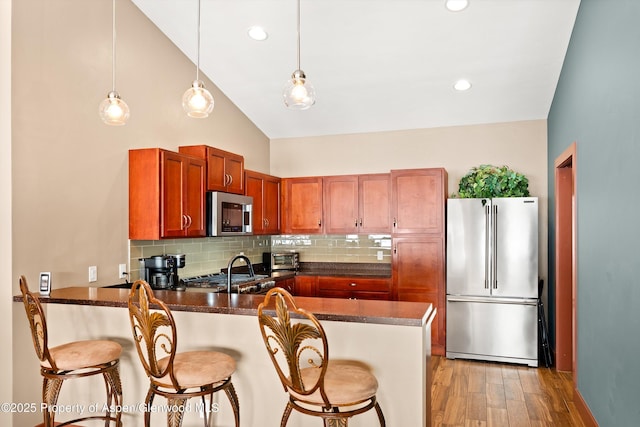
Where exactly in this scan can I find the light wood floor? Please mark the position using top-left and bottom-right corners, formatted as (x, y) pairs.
(431, 356), (586, 427)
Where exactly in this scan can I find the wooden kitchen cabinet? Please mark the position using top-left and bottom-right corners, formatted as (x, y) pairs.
(179, 145), (245, 194)
(129, 148), (206, 240)
(281, 177), (324, 234)
(317, 276), (391, 300)
(294, 276), (318, 297)
(392, 235), (446, 355)
(323, 174), (390, 234)
(245, 170), (281, 235)
(391, 168), (447, 234)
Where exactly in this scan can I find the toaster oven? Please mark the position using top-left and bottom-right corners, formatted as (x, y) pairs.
(264, 252), (299, 271)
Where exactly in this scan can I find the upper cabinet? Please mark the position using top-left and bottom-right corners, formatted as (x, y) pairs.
(129, 148), (206, 240)
(179, 145), (244, 194)
(323, 174), (390, 234)
(245, 170), (281, 235)
(281, 177), (324, 234)
(391, 168), (447, 234)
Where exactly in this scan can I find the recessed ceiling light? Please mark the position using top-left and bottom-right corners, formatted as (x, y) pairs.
(247, 26), (268, 41)
(454, 79), (472, 91)
(446, 0), (469, 12)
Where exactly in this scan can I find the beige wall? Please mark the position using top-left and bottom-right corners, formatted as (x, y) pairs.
(271, 119), (549, 283)
(11, 0), (269, 289)
(1, 1), (13, 425)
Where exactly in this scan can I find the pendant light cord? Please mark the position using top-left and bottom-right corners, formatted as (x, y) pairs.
(111, 0), (116, 92)
(296, 0), (301, 70)
(196, 0), (201, 81)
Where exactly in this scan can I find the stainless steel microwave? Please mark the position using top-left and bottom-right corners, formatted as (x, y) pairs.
(206, 192), (253, 236)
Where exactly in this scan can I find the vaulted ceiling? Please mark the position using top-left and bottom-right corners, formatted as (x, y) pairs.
(132, 0), (580, 139)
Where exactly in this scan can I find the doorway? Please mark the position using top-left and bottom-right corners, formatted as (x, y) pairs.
(554, 142), (577, 376)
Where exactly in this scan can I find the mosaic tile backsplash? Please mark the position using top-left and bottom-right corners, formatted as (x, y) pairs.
(129, 234), (392, 280)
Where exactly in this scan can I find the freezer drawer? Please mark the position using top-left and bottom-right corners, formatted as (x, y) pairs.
(446, 297), (538, 367)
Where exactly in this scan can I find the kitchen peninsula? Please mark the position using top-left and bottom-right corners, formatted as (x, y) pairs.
(14, 287), (434, 427)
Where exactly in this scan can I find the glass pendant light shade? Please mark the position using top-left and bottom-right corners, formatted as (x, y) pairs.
(182, 80), (214, 118)
(283, 69), (316, 110)
(99, 90), (130, 126)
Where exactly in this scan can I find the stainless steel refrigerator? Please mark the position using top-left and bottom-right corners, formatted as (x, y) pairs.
(446, 197), (539, 367)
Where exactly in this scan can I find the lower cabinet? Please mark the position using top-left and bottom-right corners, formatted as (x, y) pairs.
(393, 235), (446, 355)
(275, 277), (295, 294)
(294, 276), (318, 297)
(317, 277), (391, 300)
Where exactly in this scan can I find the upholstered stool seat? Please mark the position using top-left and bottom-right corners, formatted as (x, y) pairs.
(155, 351), (236, 389)
(128, 280), (240, 427)
(258, 288), (386, 427)
(294, 361), (379, 405)
(19, 275), (123, 427)
(43, 340), (122, 370)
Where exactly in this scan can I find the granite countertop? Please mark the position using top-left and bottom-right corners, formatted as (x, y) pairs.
(13, 286), (431, 327)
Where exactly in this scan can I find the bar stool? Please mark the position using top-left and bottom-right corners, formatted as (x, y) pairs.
(127, 280), (240, 427)
(257, 287), (386, 427)
(19, 275), (123, 426)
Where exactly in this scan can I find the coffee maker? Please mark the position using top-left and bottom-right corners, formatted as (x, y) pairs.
(139, 254), (186, 290)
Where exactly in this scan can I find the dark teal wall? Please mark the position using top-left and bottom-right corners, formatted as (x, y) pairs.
(548, 0), (640, 425)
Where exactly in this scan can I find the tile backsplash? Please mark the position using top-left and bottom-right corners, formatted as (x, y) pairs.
(129, 234), (391, 280)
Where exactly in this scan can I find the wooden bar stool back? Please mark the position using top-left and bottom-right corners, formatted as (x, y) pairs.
(19, 275), (123, 426)
(127, 280), (240, 427)
(257, 288), (385, 427)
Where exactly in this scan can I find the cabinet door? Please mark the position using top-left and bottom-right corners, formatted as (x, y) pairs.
(161, 151), (188, 238)
(184, 157), (206, 237)
(391, 168), (447, 234)
(324, 175), (359, 234)
(294, 276), (318, 297)
(359, 174), (391, 233)
(245, 172), (265, 234)
(224, 153), (245, 194)
(282, 177), (324, 234)
(393, 235), (446, 355)
(263, 176), (281, 234)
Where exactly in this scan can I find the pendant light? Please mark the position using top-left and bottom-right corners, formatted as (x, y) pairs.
(182, 0), (214, 118)
(99, 0), (130, 126)
(283, 0), (315, 110)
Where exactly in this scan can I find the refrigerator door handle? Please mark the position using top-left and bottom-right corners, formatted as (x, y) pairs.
(485, 204), (490, 289)
(493, 204), (498, 290)
(447, 296), (538, 305)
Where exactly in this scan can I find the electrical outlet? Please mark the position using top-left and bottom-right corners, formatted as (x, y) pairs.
(88, 266), (98, 282)
(118, 263), (127, 279)
(377, 250), (384, 261)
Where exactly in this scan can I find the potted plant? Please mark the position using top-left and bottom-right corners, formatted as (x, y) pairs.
(455, 164), (530, 198)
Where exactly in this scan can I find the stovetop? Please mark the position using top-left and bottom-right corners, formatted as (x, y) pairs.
(181, 273), (276, 294)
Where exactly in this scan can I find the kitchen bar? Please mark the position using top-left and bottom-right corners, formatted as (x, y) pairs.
(14, 287), (434, 426)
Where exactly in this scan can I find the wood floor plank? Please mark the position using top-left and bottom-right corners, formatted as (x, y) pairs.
(431, 356), (586, 427)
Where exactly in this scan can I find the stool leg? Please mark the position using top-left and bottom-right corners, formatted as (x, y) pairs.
(374, 402), (386, 427)
(224, 382), (240, 427)
(167, 397), (188, 427)
(280, 402), (293, 427)
(42, 377), (63, 427)
(324, 418), (348, 427)
(103, 364), (123, 426)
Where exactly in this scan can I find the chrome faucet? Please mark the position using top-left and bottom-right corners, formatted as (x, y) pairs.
(226, 254), (255, 294)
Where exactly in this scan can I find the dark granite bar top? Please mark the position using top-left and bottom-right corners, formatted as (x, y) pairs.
(13, 286), (431, 327)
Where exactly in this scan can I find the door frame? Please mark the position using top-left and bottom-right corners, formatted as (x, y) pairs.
(554, 141), (577, 379)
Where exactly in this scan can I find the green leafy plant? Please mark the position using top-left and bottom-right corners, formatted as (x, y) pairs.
(456, 164), (530, 198)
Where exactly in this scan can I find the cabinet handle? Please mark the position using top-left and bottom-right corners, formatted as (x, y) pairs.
(393, 217), (397, 228)
(394, 246), (397, 254)
(182, 215), (188, 229)
(184, 215), (192, 228)
(359, 218), (363, 227)
(228, 174), (233, 185)
(350, 283), (357, 287)
(318, 219), (322, 227)
(354, 219), (358, 227)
